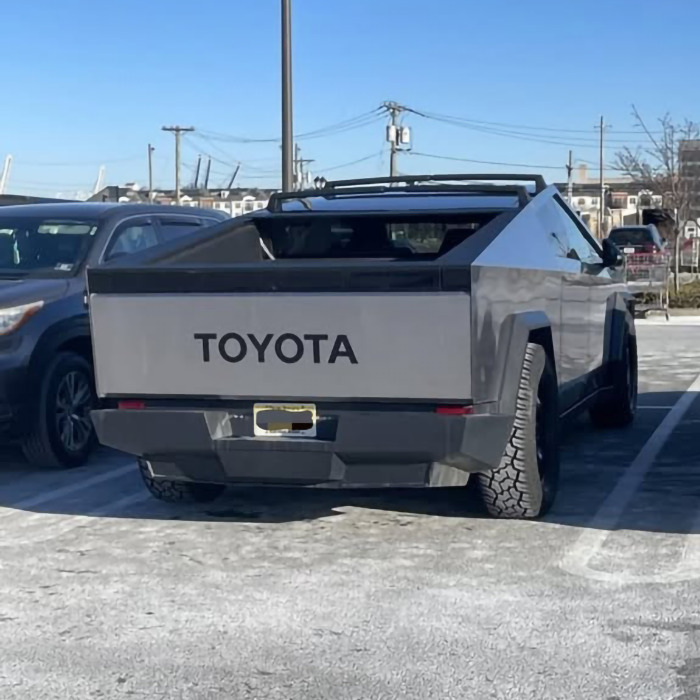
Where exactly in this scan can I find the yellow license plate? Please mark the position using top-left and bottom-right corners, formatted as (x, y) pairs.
(253, 403), (317, 437)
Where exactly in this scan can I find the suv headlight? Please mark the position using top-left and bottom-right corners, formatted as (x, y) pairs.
(0, 301), (44, 335)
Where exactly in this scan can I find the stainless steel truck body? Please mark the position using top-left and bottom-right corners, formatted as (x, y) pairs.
(87, 175), (637, 518)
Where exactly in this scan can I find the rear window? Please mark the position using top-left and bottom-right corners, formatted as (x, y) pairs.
(255, 214), (497, 260)
(609, 228), (654, 247)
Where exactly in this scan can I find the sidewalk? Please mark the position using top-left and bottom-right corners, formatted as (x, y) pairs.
(638, 309), (700, 325)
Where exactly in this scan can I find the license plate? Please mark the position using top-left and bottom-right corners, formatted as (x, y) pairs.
(253, 403), (317, 437)
(623, 247), (636, 254)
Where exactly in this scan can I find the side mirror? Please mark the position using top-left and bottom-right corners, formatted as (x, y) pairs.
(602, 238), (624, 268)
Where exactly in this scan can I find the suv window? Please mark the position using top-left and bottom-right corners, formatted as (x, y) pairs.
(609, 227), (658, 248)
(104, 221), (159, 261)
(157, 218), (203, 243)
(551, 196), (602, 264)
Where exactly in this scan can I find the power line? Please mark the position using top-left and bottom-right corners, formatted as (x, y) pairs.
(196, 109), (384, 145)
(408, 151), (564, 171)
(408, 107), (663, 136)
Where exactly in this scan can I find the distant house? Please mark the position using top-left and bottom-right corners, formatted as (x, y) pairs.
(90, 184), (277, 217)
(555, 164), (663, 235)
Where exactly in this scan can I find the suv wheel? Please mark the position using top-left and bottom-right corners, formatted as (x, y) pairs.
(22, 352), (97, 468)
(590, 330), (638, 428)
(138, 458), (226, 503)
(476, 342), (560, 519)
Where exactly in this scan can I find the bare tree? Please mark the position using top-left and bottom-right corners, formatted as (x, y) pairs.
(614, 105), (700, 292)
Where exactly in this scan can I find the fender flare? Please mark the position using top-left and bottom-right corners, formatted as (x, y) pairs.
(491, 311), (555, 416)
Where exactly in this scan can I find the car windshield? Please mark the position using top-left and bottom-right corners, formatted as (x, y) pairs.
(609, 228), (654, 247)
(0, 217), (98, 277)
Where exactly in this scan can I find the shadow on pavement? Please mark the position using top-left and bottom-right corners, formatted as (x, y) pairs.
(0, 390), (698, 534)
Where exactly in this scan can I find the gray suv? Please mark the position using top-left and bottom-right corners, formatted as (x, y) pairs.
(87, 174), (637, 519)
(0, 202), (226, 467)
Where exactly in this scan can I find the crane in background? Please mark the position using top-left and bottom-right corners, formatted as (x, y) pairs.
(0, 155), (13, 194)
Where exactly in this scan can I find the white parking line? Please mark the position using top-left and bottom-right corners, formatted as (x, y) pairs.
(637, 406), (675, 410)
(3, 490), (154, 547)
(560, 371), (700, 584)
(0, 462), (136, 519)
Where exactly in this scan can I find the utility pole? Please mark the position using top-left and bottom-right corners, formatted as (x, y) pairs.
(147, 144), (155, 202)
(293, 143), (313, 190)
(161, 125), (194, 204)
(383, 101), (411, 177)
(599, 115), (605, 238)
(281, 0), (294, 191)
(566, 150), (574, 205)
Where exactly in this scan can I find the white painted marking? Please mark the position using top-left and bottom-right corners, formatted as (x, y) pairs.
(560, 371), (700, 583)
(637, 316), (700, 326)
(0, 462), (136, 519)
(637, 405), (675, 410)
(4, 490), (153, 547)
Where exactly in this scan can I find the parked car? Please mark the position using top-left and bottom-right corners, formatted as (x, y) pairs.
(87, 174), (637, 520)
(0, 202), (227, 467)
(608, 224), (667, 259)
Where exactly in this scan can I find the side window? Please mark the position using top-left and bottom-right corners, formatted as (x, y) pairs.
(157, 219), (202, 243)
(104, 221), (159, 261)
(551, 196), (602, 264)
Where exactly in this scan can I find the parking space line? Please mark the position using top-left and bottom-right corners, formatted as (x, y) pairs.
(0, 462), (136, 519)
(4, 490), (153, 547)
(560, 371), (700, 583)
(637, 406), (675, 410)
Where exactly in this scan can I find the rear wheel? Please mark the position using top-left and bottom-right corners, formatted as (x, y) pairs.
(138, 458), (226, 503)
(22, 352), (97, 468)
(590, 330), (637, 428)
(476, 343), (560, 519)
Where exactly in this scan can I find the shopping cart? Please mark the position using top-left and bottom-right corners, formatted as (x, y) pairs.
(622, 251), (671, 321)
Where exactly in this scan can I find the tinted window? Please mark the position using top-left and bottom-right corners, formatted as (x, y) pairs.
(158, 219), (202, 243)
(0, 217), (98, 277)
(609, 228), (654, 247)
(551, 197), (602, 264)
(256, 214), (495, 260)
(105, 222), (158, 261)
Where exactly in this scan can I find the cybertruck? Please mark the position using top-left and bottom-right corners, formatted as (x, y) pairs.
(87, 174), (637, 519)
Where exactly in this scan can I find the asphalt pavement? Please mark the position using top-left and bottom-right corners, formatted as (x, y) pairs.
(0, 321), (699, 700)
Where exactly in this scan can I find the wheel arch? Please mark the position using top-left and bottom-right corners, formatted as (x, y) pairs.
(493, 311), (557, 416)
(28, 317), (93, 393)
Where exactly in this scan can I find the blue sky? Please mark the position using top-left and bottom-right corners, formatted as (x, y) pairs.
(1, 0), (699, 196)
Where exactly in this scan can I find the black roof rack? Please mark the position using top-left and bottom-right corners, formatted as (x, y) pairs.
(321, 173), (548, 192)
(267, 173), (547, 213)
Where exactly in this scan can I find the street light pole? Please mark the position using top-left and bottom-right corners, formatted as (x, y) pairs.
(281, 0), (294, 192)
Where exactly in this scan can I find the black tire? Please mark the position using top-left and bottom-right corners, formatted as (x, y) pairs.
(590, 330), (638, 428)
(22, 352), (97, 468)
(138, 458), (226, 503)
(476, 343), (560, 520)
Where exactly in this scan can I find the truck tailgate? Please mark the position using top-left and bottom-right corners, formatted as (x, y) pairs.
(89, 292), (472, 401)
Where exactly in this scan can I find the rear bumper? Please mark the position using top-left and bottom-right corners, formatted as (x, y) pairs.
(91, 406), (513, 488)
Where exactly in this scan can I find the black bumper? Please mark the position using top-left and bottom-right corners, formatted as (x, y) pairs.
(92, 406), (513, 488)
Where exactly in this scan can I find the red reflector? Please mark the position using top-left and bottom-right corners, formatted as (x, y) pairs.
(435, 405), (474, 415)
(118, 400), (145, 410)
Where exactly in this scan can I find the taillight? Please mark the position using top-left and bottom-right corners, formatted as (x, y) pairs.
(435, 405), (474, 415)
(118, 400), (146, 410)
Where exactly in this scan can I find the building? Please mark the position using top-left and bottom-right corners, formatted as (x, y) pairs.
(555, 164), (663, 236)
(90, 183), (278, 217)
